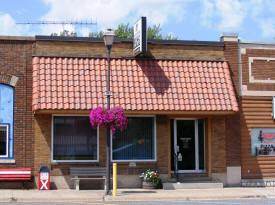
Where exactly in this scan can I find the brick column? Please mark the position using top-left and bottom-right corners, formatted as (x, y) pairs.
(221, 34), (241, 186)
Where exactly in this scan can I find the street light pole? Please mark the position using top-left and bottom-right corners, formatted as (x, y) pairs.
(103, 29), (114, 195)
(106, 44), (111, 195)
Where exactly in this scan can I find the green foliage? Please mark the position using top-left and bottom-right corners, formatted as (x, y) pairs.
(89, 23), (178, 40)
(147, 24), (162, 40)
(51, 24), (178, 40)
(114, 23), (133, 39)
(139, 169), (162, 185)
(89, 31), (104, 38)
(51, 30), (77, 37)
(147, 24), (178, 40)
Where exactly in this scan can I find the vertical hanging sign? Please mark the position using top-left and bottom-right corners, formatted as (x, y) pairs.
(133, 17), (147, 56)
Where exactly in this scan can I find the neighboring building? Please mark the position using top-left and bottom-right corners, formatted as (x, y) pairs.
(0, 36), (34, 188)
(32, 35), (239, 188)
(238, 41), (275, 186)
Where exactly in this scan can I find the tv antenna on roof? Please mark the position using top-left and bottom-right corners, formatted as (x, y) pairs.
(16, 20), (97, 33)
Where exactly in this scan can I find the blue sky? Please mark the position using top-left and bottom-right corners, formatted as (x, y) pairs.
(0, 0), (274, 42)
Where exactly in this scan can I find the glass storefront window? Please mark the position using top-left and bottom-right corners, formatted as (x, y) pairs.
(112, 117), (155, 161)
(53, 116), (98, 161)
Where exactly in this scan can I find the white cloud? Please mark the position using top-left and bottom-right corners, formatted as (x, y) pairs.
(201, 0), (247, 30)
(259, 18), (275, 37)
(200, 0), (275, 39)
(201, 0), (214, 27)
(0, 13), (27, 36)
(41, 0), (188, 35)
(215, 0), (246, 30)
(39, 22), (74, 36)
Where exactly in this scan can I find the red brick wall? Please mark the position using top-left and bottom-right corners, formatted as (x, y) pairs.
(223, 41), (241, 167)
(211, 116), (227, 173)
(240, 47), (275, 178)
(0, 40), (34, 170)
(251, 60), (275, 80)
(35, 40), (224, 61)
(241, 48), (275, 91)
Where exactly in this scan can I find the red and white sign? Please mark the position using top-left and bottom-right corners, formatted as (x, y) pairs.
(251, 128), (275, 156)
(38, 172), (50, 190)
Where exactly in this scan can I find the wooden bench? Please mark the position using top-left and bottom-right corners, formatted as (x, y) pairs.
(70, 167), (107, 191)
(0, 168), (31, 188)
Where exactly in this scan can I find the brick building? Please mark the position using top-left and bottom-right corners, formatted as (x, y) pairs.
(217, 35), (275, 186)
(31, 35), (240, 189)
(4, 34), (274, 189)
(0, 37), (34, 188)
(238, 41), (275, 186)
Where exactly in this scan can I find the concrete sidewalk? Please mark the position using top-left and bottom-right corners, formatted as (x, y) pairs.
(1, 187), (275, 203)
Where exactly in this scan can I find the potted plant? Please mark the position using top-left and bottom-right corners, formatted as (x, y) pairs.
(139, 169), (162, 189)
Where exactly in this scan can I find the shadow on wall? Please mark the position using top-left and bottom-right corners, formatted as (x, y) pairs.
(136, 60), (171, 95)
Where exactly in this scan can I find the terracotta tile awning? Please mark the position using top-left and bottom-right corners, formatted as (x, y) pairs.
(32, 57), (238, 112)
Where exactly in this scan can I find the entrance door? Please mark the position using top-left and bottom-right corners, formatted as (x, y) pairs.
(174, 119), (205, 172)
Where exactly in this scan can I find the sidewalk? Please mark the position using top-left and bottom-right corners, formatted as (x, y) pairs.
(1, 187), (275, 203)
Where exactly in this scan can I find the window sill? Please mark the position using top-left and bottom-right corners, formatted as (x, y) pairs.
(51, 160), (99, 165)
(0, 159), (15, 164)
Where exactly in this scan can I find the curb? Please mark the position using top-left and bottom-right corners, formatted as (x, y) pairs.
(1, 188), (275, 203)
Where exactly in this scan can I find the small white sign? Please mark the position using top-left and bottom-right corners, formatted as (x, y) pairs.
(129, 162), (136, 167)
(40, 172), (49, 180)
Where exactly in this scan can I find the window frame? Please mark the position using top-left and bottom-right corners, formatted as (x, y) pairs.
(111, 115), (157, 162)
(0, 123), (9, 158)
(51, 115), (99, 163)
(0, 83), (14, 160)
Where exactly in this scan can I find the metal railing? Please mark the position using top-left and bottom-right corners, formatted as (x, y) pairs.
(173, 152), (179, 183)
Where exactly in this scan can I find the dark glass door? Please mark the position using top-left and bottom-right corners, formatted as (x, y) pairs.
(176, 120), (195, 170)
(174, 119), (205, 172)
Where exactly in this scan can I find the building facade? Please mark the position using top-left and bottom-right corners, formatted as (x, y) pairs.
(238, 42), (275, 185)
(0, 37), (34, 188)
(31, 36), (239, 188)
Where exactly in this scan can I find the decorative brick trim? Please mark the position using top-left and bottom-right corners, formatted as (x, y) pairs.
(248, 57), (275, 84)
(0, 72), (19, 87)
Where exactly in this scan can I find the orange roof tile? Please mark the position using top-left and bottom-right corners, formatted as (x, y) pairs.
(32, 57), (239, 112)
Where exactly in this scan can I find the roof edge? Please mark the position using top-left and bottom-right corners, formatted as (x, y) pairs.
(35, 35), (224, 47)
(240, 40), (275, 46)
(33, 109), (237, 115)
(0, 36), (35, 41)
(32, 54), (226, 62)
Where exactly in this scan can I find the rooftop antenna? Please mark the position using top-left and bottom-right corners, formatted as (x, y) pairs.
(16, 20), (97, 34)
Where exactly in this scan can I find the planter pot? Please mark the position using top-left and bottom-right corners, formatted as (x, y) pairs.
(142, 181), (158, 189)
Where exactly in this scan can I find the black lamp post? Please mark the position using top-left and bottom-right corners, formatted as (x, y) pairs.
(103, 29), (114, 195)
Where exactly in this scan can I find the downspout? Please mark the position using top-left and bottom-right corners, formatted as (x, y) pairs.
(238, 39), (242, 97)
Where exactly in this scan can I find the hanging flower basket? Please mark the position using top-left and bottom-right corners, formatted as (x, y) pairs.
(89, 107), (127, 134)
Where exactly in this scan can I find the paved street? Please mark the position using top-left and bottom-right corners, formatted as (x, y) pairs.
(2, 198), (275, 205)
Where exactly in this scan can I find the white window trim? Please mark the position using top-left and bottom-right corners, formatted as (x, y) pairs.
(111, 115), (157, 162)
(51, 114), (99, 163)
(0, 124), (9, 158)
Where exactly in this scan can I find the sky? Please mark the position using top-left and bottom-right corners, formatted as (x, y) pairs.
(0, 0), (275, 42)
